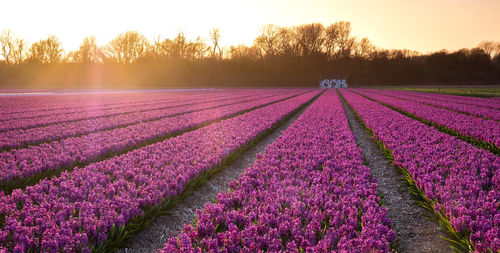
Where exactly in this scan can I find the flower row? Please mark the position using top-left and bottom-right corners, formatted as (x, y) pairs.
(393, 90), (500, 110)
(0, 90), (281, 130)
(353, 90), (500, 148)
(341, 90), (499, 252)
(0, 91), (303, 150)
(0, 91), (310, 187)
(0, 90), (217, 115)
(0, 90), (320, 252)
(361, 89), (500, 121)
(161, 90), (396, 252)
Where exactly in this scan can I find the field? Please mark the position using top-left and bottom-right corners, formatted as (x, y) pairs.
(0, 88), (498, 252)
(382, 86), (500, 98)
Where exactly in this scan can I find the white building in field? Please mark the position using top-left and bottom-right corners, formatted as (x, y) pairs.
(319, 79), (348, 88)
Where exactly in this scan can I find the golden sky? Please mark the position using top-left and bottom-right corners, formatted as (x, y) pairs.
(1, 0), (499, 53)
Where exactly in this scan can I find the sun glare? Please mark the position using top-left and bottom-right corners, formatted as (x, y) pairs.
(1, 0), (265, 50)
(0, 0), (499, 251)
(0, 0), (500, 52)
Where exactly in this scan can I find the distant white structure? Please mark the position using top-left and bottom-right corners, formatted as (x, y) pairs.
(319, 79), (348, 88)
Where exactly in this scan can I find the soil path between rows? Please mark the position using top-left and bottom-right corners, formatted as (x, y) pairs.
(117, 94), (317, 253)
(339, 92), (452, 253)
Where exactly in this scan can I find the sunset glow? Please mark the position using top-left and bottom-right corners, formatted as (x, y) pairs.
(1, 0), (499, 53)
(0, 0), (499, 251)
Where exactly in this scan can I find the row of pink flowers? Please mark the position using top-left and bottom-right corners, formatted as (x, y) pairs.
(0, 91), (305, 150)
(161, 90), (396, 252)
(0, 91), (311, 186)
(361, 89), (500, 121)
(385, 89), (500, 110)
(0, 90), (222, 115)
(353, 89), (500, 148)
(341, 90), (499, 252)
(0, 90), (320, 252)
(0, 90), (285, 130)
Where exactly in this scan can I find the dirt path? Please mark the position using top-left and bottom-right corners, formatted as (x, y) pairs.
(117, 95), (316, 253)
(339, 93), (452, 253)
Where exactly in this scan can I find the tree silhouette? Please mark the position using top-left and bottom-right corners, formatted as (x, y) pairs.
(0, 30), (26, 64)
(353, 37), (375, 59)
(11, 38), (27, 64)
(254, 24), (281, 57)
(104, 31), (149, 63)
(478, 41), (500, 59)
(68, 36), (102, 63)
(188, 36), (209, 60)
(209, 28), (222, 59)
(324, 21), (353, 59)
(274, 27), (294, 57)
(229, 44), (260, 61)
(0, 22), (499, 88)
(0, 30), (13, 64)
(27, 35), (63, 63)
(294, 23), (324, 57)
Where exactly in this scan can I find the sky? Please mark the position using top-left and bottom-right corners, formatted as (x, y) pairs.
(1, 0), (499, 53)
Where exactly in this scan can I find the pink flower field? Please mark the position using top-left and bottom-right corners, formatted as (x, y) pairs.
(0, 88), (497, 252)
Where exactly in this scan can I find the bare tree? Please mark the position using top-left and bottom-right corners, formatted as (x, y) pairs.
(0, 30), (13, 64)
(275, 27), (295, 56)
(386, 49), (420, 59)
(28, 35), (64, 63)
(0, 30), (24, 64)
(324, 24), (339, 58)
(150, 36), (179, 59)
(229, 44), (260, 60)
(11, 38), (27, 64)
(353, 37), (375, 59)
(151, 33), (208, 60)
(294, 23), (325, 57)
(478, 41), (495, 58)
(209, 28), (222, 59)
(69, 36), (102, 63)
(148, 35), (163, 59)
(478, 41), (500, 59)
(150, 36), (172, 59)
(324, 21), (353, 58)
(45, 36), (64, 63)
(171, 32), (189, 58)
(28, 40), (45, 63)
(254, 24), (282, 57)
(188, 36), (209, 60)
(104, 31), (149, 63)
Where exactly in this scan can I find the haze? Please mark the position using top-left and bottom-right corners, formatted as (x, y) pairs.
(1, 0), (499, 53)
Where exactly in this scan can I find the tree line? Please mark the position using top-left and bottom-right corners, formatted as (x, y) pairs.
(1, 22), (499, 88)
